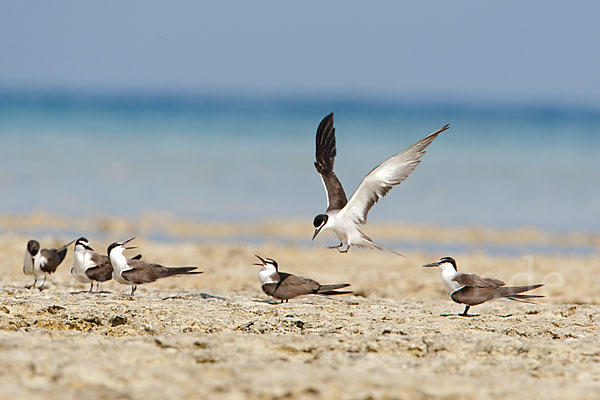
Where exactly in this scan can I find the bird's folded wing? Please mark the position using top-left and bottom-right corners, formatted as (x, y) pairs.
(451, 286), (495, 305)
(85, 264), (113, 282)
(338, 124), (449, 224)
(453, 273), (505, 288)
(314, 113), (348, 211)
(90, 253), (111, 268)
(121, 261), (165, 284)
(277, 273), (320, 293)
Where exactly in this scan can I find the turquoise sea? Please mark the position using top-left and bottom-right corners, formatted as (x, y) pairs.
(1, 90), (599, 233)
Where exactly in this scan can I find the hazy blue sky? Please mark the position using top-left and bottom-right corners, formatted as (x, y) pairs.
(1, 1), (598, 106)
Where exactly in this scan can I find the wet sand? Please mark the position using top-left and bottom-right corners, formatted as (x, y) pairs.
(0, 221), (599, 399)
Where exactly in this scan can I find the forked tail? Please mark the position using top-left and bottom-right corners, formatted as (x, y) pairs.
(318, 284), (350, 291)
(161, 267), (204, 278)
(358, 229), (405, 257)
(318, 290), (353, 296)
(495, 284), (544, 303)
(317, 283), (352, 296)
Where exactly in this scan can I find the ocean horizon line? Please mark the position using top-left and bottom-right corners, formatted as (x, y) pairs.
(1, 86), (600, 121)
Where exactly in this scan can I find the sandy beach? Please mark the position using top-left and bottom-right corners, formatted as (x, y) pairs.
(0, 216), (599, 399)
(2, 2), (599, 399)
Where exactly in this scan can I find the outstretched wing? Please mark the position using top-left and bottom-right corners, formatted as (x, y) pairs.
(314, 113), (348, 211)
(453, 273), (505, 288)
(338, 124), (449, 224)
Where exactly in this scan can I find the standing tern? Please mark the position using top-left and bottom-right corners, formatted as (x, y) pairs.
(423, 256), (544, 316)
(108, 237), (202, 296)
(71, 237), (141, 293)
(23, 239), (75, 290)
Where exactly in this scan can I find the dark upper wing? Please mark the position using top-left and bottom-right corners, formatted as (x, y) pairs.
(85, 253), (113, 282)
(121, 260), (166, 284)
(338, 124), (449, 224)
(264, 272), (321, 299)
(278, 272), (320, 295)
(85, 265), (113, 282)
(90, 252), (110, 266)
(453, 273), (505, 288)
(39, 248), (67, 273)
(314, 113), (348, 211)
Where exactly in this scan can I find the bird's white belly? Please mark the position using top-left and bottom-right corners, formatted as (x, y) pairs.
(33, 255), (48, 278)
(110, 256), (132, 284)
(71, 252), (92, 283)
(326, 214), (354, 243)
(441, 271), (462, 295)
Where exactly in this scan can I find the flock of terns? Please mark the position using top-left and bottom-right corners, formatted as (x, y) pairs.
(21, 113), (544, 317)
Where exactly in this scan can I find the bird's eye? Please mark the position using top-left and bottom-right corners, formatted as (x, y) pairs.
(313, 215), (326, 227)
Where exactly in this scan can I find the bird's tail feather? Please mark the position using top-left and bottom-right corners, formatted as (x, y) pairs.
(358, 229), (405, 257)
(504, 294), (545, 304)
(318, 284), (350, 292)
(317, 290), (353, 296)
(160, 267), (203, 278)
(495, 284), (544, 300)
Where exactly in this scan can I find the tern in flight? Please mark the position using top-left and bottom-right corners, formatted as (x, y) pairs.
(312, 113), (449, 254)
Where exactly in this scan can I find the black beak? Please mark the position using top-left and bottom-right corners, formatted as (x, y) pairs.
(253, 254), (266, 266)
(312, 226), (322, 241)
(124, 246), (137, 250)
(120, 237), (136, 246)
(422, 261), (440, 268)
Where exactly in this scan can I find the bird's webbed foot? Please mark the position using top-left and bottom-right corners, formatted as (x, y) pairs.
(458, 306), (479, 317)
(328, 243), (350, 253)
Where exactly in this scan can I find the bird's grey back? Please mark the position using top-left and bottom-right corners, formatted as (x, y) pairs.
(262, 272), (320, 299)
